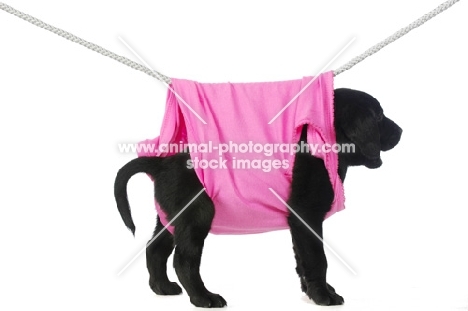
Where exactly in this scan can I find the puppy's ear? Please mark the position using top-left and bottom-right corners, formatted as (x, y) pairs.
(340, 107), (380, 160)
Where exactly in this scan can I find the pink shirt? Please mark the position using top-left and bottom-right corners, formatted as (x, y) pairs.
(138, 71), (345, 234)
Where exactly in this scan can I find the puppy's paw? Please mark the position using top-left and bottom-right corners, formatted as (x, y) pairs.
(301, 278), (336, 295)
(150, 281), (182, 295)
(190, 292), (227, 308)
(306, 282), (344, 306)
(326, 283), (336, 294)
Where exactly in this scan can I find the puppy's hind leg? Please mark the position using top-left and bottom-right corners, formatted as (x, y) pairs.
(173, 194), (227, 308)
(146, 216), (182, 295)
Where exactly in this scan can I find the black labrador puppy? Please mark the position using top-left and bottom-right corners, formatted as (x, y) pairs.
(114, 88), (402, 307)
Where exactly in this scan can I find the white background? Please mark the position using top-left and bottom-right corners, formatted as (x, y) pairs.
(1, 0), (467, 310)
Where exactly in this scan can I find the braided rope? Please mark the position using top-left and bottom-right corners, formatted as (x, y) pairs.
(334, 0), (461, 76)
(0, 2), (172, 84)
(0, 1), (462, 81)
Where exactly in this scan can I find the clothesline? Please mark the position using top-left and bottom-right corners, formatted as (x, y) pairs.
(0, 0), (461, 83)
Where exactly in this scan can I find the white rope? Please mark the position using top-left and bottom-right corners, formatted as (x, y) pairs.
(0, 1), (462, 81)
(334, 0), (461, 76)
(0, 2), (171, 84)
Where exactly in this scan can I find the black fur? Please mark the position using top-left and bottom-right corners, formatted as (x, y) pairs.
(114, 88), (402, 307)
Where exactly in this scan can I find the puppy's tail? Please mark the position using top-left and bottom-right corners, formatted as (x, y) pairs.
(114, 156), (161, 236)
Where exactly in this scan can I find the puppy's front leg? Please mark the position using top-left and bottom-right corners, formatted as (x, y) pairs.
(289, 215), (343, 305)
(288, 152), (344, 305)
(292, 244), (336, 295)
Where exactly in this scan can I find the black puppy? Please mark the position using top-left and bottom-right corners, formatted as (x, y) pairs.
(114, 88), (402, 307)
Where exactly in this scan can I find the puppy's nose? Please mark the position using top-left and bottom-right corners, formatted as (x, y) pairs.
(388, 126), (402, 149)
(396, 126), (403, 136)
(380, 123), (402, 152)
(393, 126), (403, 141)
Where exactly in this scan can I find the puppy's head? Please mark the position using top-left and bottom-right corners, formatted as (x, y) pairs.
(334, 88), (402, 169)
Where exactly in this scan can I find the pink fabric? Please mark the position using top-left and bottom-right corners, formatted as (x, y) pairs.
(138, 71), (345, 235)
